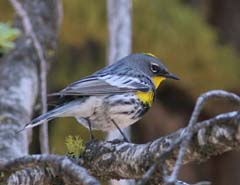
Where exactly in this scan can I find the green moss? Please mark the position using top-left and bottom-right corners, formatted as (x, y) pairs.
(65, 135), (85, 157)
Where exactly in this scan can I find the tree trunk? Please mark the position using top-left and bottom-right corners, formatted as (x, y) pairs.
(0, 0), (61, 162)
(107, 0), (133, 184)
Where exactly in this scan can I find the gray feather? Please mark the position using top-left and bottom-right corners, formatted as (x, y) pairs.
(59, 76), (149, 96)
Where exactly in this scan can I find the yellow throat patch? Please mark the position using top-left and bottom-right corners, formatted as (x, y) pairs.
(135, 76), (165, 105)
(152, 76), (166, 88)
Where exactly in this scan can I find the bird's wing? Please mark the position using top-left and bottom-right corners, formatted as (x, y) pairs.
(52, 75), (150, 96)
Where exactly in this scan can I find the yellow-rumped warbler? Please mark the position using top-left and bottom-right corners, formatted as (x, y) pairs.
(22, 53), (179, 141)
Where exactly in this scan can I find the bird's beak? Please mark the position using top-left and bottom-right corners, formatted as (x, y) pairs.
(163, 73), (180, 80)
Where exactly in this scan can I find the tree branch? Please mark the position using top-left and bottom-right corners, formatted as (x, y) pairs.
(166, 90), (240, 184)
(79, 111), (239, 182)
(0, 154), (100, 185)
(0, 111), (239, 184)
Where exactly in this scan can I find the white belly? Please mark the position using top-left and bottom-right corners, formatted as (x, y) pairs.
(69, 94), (141, 131)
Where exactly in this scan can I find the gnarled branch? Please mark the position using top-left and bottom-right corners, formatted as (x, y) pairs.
(0, 154), (99, 185)
(80, 111), (240, 183)
(0, 110), (239, 184)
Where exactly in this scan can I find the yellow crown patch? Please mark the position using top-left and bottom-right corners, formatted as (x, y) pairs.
(143, 53), (157, 58)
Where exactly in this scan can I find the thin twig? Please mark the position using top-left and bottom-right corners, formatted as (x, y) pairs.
(137, 90), (240, 185)
(136, 164), (157, 185)
(9, 0), (49, 153)
(166, 90), (240, 184)
(192, 182), (211, 185)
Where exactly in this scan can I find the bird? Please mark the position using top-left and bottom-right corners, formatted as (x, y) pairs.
(21, 53), (179, 142)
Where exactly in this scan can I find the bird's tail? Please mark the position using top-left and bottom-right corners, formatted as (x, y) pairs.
(18, 102), (77, 132)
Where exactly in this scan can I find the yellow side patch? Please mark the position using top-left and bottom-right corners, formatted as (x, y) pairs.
(152, 76), (166, 88)
(135, 91), (154, 105)
(136, 77), (165, 105)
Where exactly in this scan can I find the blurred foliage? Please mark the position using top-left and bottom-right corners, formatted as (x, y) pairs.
(133, 0), (239, 95)
(0, 0), (239, 154)
(0, 23), (20, 53)
(0, 1), (13, 21)
(60, 0), (107, 47)
(65, 135), (85, 157)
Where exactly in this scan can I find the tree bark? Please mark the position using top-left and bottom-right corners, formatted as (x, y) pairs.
(79, 111), (240, 182)
(1, 155), (99, 185)
(107, 0), (132, 65)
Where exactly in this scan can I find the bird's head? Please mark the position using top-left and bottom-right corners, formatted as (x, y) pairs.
(128, 53), (180, 88)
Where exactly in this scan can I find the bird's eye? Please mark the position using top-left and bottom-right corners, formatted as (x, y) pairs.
(150, 63), (160, 73)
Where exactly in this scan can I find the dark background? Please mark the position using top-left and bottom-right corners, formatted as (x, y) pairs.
(0, 0), (239, 184)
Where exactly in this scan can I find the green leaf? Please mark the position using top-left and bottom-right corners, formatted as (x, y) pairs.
(0, 23), (21, 53)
